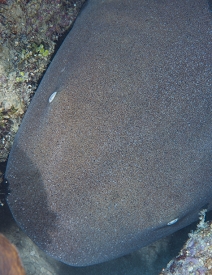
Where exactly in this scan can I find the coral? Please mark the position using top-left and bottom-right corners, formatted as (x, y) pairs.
(160, 209), (212, 275)
(0, 233), (26, 275)
(0, 0), (86, 162)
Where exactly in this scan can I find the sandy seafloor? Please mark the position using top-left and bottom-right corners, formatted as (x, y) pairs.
(1, 201), (211, 275)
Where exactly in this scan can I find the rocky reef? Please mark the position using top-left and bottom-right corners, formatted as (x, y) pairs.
(0, 233), (26, 275)
(161, 210), (212, 275)
(0, 0), (85, 162)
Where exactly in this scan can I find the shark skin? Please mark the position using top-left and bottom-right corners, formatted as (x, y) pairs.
(5, 0), (212, 266)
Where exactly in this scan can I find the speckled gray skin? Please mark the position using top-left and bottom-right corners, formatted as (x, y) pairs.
(5, 0), (212, 266)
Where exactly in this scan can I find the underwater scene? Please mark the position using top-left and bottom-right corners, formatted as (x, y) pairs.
(1, 202), (211, 275)
(0, 0), (212, 274)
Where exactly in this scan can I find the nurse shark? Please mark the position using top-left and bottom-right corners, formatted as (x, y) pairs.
(5, 0), (212, 266)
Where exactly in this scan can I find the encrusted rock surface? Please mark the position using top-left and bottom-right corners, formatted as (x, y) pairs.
(160, 210), (212, 275)
(0, 0), (85, 162)
(0, 233), (26, 275)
